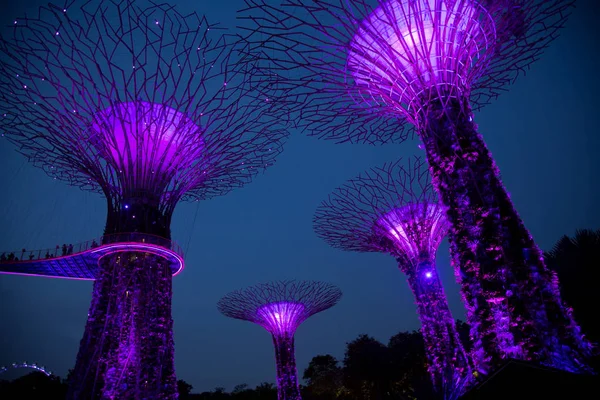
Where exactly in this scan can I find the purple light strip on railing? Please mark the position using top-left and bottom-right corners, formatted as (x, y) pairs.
(0, 242), (184, 279)
(92, 243), (184, 276)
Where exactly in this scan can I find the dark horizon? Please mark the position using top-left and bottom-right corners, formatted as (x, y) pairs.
(1, 0), (599, 392)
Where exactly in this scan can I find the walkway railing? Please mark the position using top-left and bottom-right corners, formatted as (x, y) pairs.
(0, 233), (184, 264)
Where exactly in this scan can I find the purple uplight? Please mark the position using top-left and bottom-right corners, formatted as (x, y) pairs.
(91, 102), (203, 189)
(425, 271), (432, 279)
(347, 0), (495, 119)
(218, 281), (341, 400)
(257, 302), (306, 335)
(376, 202), (448, 262)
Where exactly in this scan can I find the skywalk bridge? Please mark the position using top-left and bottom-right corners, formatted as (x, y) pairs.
(0, 233), (184, 280)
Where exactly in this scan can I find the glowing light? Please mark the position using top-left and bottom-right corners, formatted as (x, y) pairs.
(425, 271), (432, 278)
(346, 0), (495, 113)
(90, 102), (204, 189)
(0, 237), (185, 279)
(257, 301), (306, 335)
(0, 362), (51, 377)
(377, 202), (448, 260)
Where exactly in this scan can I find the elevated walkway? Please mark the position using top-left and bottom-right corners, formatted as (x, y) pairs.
(0, 233), (184, 280)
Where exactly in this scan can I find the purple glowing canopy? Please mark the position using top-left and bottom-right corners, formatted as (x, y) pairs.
(91, 101), (204, 192)
(218, 281), (341, 400)
(313, 157), (472, 396)
(237, 0), (573, 142)
(257, 302), (307, 335)
(347, 0), (496, 120)
(376, 203), (449, 261)
(0, 0), (287, 208)
(314, 157), (447, 263)
(217, 280), (342, 336)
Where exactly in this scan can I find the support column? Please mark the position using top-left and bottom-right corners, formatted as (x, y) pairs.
(418, 95), (591, 373)
(272, 334), (302, 400)
(67, 252), (177, 400)
(404, 261), (472, 398)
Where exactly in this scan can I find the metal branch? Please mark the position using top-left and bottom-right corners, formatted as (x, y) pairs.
(217, 280), (342, 333)
(236, 0), (574, 143)
(0, 0), (288, 210)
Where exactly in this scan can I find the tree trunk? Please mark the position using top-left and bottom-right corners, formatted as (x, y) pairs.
(67, 252), (177, 399)
(417, 95), (591, 374)
(404, 261), (472, 398)
(273, 334), (302, 400)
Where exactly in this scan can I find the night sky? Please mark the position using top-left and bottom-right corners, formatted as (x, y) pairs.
(1, 0), (599, 392)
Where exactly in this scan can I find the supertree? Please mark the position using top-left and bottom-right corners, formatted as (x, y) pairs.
(0, 1), (287, 399)
(236, 0), (592, 373)
(217, 280), (342, 400)
(314, 157), (471, 398)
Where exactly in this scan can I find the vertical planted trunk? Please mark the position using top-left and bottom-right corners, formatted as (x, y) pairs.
(418, 94), (591, 373)
(272, 335), (302, 400)
(403, 260), (472, 398)
(68, 253), (177, 400)
(67, 200), (178, 399)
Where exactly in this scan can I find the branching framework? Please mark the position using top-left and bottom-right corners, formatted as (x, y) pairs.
(238, 0), (571, 143)
(218, 280), (342, 400)
(314, 157), (471, 398)
(237, 0), (592, 374)
(0, 1), (288, 399)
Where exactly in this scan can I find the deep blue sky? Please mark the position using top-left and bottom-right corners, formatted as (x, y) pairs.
(1, 0), (599, 392)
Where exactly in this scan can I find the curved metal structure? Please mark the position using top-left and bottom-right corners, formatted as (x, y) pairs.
(0, 233), (184, 279)
(314, 157), (471, 398)
(218, 280), (342, 400)
(237, 0), (591, 374)
(0, 1), (288, 399)
(0, 362), (52, 377)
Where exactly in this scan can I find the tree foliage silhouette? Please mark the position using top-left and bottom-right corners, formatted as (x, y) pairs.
(544, 229), (600, 346)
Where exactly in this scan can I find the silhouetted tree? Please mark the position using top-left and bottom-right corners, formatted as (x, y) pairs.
(343, 335), (393, 400)
(388, 330), (432, 399)
(303, 354), (344, 399)
(189, 383), (277, 400)
(178, 379), (194, 399)
(544, 229), (600, 367)
(253, 382), (277, 400)
(0, 372), (67, 400)
(455, 320), (472, 353)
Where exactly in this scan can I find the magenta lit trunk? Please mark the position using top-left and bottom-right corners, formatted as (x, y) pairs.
(418, 94), (592, 373)
(402, 260), (472, 398)
(67, 252), (177, 400)
(272, 335), (302, 400)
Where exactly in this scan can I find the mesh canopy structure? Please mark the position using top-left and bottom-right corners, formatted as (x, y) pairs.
(236, 0), (592, 375)
(1, 0), (287, 212)
(237, 0), (572, 143)
(0, 1), (289, 399)
(314, 157), (471, 397)
(218, 280), (341, 400)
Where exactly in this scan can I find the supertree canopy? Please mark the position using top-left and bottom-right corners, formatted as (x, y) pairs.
(218, 281), (342, 400)
(314, 157), (471, 398)
(237, 0), (592, 373)
(0, 1), (287, 399)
